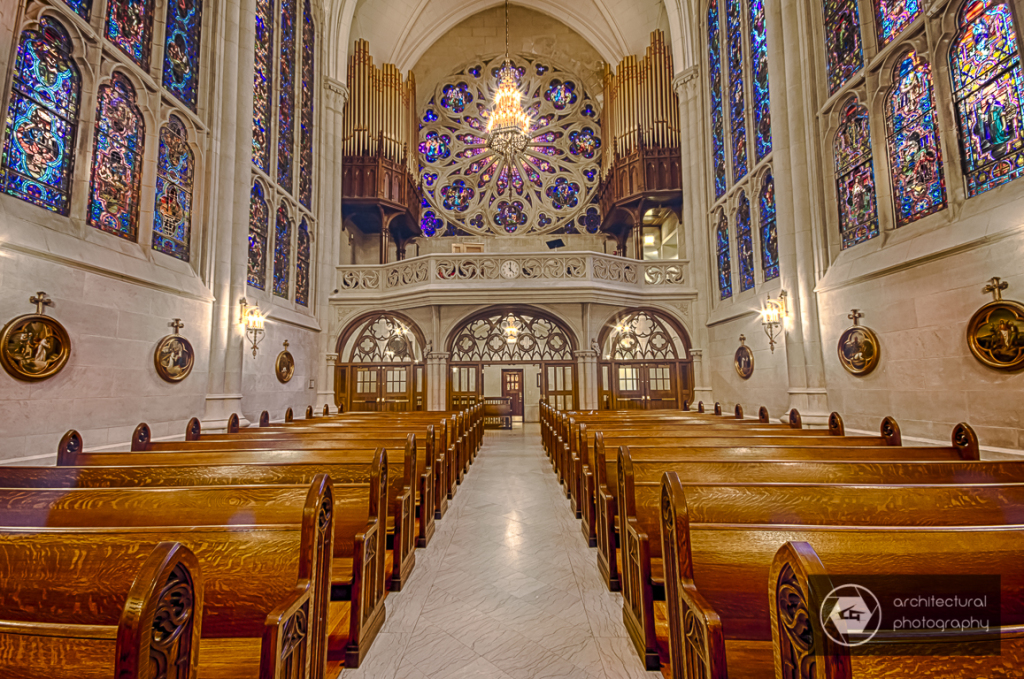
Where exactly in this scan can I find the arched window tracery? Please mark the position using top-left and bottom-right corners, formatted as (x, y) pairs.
(153, 116), (194, 260)
(248, 182), (270, 289)
(295, 217), (311, 306)
(834, 99), (879, 249)
(88, 73), (145, 241)
(759, 172), (779, 280)
(735, 191), (754, 292)
(346, 314), (424, 363)
(273, 202), (292, 297)
(715, 211), (733, 299)
(605, 310), (687, 361)
(449, 311), (575, 362)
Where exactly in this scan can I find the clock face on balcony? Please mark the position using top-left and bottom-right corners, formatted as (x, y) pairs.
(418, 54), (602, 238)
(500, 261), (521, 279)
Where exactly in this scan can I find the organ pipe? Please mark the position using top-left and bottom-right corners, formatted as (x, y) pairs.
(343, 39), (417, 174)
(601, 30), (680, 177)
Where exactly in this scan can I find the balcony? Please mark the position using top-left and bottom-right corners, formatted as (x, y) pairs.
(332, 251), (696, 307)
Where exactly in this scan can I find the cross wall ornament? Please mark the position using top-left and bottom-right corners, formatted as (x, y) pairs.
(30, 292), (53, 315)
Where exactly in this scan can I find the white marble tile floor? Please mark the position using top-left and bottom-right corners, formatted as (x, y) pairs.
(340, 423), (663, 679)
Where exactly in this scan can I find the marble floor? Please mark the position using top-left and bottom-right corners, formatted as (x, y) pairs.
(340, 423), (664, 679)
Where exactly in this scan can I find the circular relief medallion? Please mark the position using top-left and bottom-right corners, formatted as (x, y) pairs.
(276, 349), (295, 383)
(837, 325), (880, 376)
(734, 345), (754, 379)
(967, 300), (1024, 371)
(154, 334), (195, 382)
(0, 314), (71, 382)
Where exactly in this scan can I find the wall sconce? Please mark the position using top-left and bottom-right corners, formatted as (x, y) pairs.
(760, 290), (788, 353)
(239, 297), (265, 358)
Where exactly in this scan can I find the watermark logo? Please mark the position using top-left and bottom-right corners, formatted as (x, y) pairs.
(820, 584), (882, 647)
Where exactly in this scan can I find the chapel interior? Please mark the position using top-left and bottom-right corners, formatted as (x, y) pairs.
(1, 0), (1023, 676)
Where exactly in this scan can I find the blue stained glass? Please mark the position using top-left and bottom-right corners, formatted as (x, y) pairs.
(708, 0), (727, 198)
(88, 74), (145, 241)
(63, 0), (92, 20)
(736, 192), (754, 292)
(886, 50), (946, 226)
(252, 0), (274, 171)
(545, 177), (580, 209)
(876, 0), (921, 45)
(162, 0), (203, 111)
(153, 117), (193, 261)
(1, 19), (80, 215)
(822, 0), (863, 94)
(950, 0), (1024, 197)
(494, 200), (527, 233)
(727, 0), (748, 181)
(277, 0), (297, 192)
(545, 80), (577, 110)
(748, 0), (772, 161)
(834, 99), (879, 249)
(273, 203), (291, 297)
(106, 0), (155, 69)
(298, 0), (315, 209)
(295, 217), (310, 306)
(716, 211), (733, 300)
(759, 172), (779, 280)
(248, 183), (269, 289)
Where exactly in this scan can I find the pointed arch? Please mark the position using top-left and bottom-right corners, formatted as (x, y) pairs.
(759, 170), (779, 280)
(273, 202), (293, 297)
(248, 181), (270, 289)
(834, 98), (878, 249)
(735, 190), (754, 292)
(153, 115), (195, 260)
(88, 73), (145, 241)
(715, 210), (732, 299)
(295, 217), (311, 306)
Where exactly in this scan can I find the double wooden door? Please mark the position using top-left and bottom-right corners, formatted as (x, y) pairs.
(350, 364), (421, 411)
(608, 362), (680, 410)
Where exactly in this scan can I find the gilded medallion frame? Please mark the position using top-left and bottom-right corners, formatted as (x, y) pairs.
(967, 278), (1024, 371)
(734, 334), (754, 379)
(0, 313), (72, 382)
(276, 340), (295, 384)
(154, 319), (195, 382)
(837, 309), (880, 376)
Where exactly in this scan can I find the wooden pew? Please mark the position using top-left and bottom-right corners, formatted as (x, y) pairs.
(0, 476), (336, 678)
(658, 472), (1024, 678)
(0, 540), (201, 679)
(54, 432), (414, 595)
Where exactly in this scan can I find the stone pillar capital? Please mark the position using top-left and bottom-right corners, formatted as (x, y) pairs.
(672, 66), (700, 100)
(324, 77), (349, 112)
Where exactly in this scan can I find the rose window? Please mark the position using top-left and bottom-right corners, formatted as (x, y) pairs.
(419, 54), (602, 237)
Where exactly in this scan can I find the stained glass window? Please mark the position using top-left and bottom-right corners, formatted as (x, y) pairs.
(105, 0), (155, 69)
(62, 0), (92, 20)
(295, 217), (310, 306)
(736, 192), (754, 291)
(822, 0), (864, 94)
(726, 0), (748, 181)
(248, 183), (269, 289)
(273, 203), (292, 297)
(153, 116), (193, 261)
(716, 211), (733, 299)
(759, 172), (779, 280)
(277, 0), (297, 192)
(876, 0), (921, 45)
(748, 0), (772, 161)
(298, 0), (315, 209)
(950, 0), (1024, 197)
(834, 99), (879, 249)
(1, 19), (80, 215)
(885, 50), (946, 226)
(163, 0), (204, 111)
(708, 0), (727, 198)
(253, 0), (275, 171)
(88, 73), (145, 241)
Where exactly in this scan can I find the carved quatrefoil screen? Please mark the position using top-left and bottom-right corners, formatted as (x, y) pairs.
(418, 54), (602, 237)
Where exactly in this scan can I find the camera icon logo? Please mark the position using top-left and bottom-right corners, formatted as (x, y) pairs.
(819, 584), (882, 647)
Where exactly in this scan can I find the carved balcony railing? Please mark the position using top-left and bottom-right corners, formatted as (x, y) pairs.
(333, 252), (692, 304)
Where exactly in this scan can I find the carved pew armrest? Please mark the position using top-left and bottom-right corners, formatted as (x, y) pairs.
(348, 518), (385, 668)
(676, 583), (727, 679)
(261, 586), (313, 679)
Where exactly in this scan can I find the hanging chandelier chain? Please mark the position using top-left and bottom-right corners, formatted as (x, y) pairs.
(505, 0), (509, 61)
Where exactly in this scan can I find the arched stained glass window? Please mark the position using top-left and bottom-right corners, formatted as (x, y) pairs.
(834, 99), (879, 249)
(88, 73), (145, 241)
(277, 0), (297, 192)
(759, 172), (779, 280)
(273, 203), (292, 297)
(63, 0), (92, 20)
(298, 0), (315, 209)
(886, 50), (946, 226)
(726, 0), (748, 181)
(1, 19), (81, 215)
(876, 0), (921, 46)
(822, 0), (864, 94)
(950, 0), (1024, 197)
(248, 183), (269, 288)
(716, 211), (733, 299)
(748, 0), (772, 161)
(153, 116), (194, 261)
(295, 217), (310, 306)
(708, 0), (727, 198)
(163, 0), (204, 111)
(736, 192), (754, 291)
(105, 0), (156, 69)
(253, 0), (275, 171)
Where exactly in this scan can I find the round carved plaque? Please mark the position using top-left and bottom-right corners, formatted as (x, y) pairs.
(966, 299), (1024, 371)
(154, 334), (195, 382)
(276, 349), (295, 383)
(837, 325), (880, 376)
(0, 314), (71, 382)
(734, 344), (754, 379)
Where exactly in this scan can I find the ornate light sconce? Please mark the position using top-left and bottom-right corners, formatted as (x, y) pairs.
(239, 298), (265, 358)
(760, 290), (788, 353)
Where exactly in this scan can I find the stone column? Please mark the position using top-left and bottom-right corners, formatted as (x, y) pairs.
(674, 68), (714, 403)
(766, 0), (830, 425)
(426, 351), (449, 411)
(315, 78), (349, 411)
(203, 0), (254, 430)
(574, 349), (599, 410)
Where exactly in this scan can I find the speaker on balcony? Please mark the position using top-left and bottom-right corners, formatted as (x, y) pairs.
(546, 239), (565, 250)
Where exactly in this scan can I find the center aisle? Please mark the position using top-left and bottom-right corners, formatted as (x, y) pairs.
(340, 423), (663, 679)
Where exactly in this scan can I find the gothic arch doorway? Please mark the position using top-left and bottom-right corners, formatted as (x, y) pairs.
(596, 308), (693, 409)
(445, 306), (580, 417)
(335, 311), (427, 412)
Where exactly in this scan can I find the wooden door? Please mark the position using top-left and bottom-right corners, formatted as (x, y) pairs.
(644, 362), (678, 410)
(544, 363), (575, 411)
(614, 364), (645, 409)
(381, 365), (411, 411)
(501, 369), (524, 416)
(351, 366), (382, 411)
(449, 364), (480, 408)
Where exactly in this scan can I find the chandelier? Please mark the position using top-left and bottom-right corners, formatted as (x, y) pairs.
(486, 0), (530, 160)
